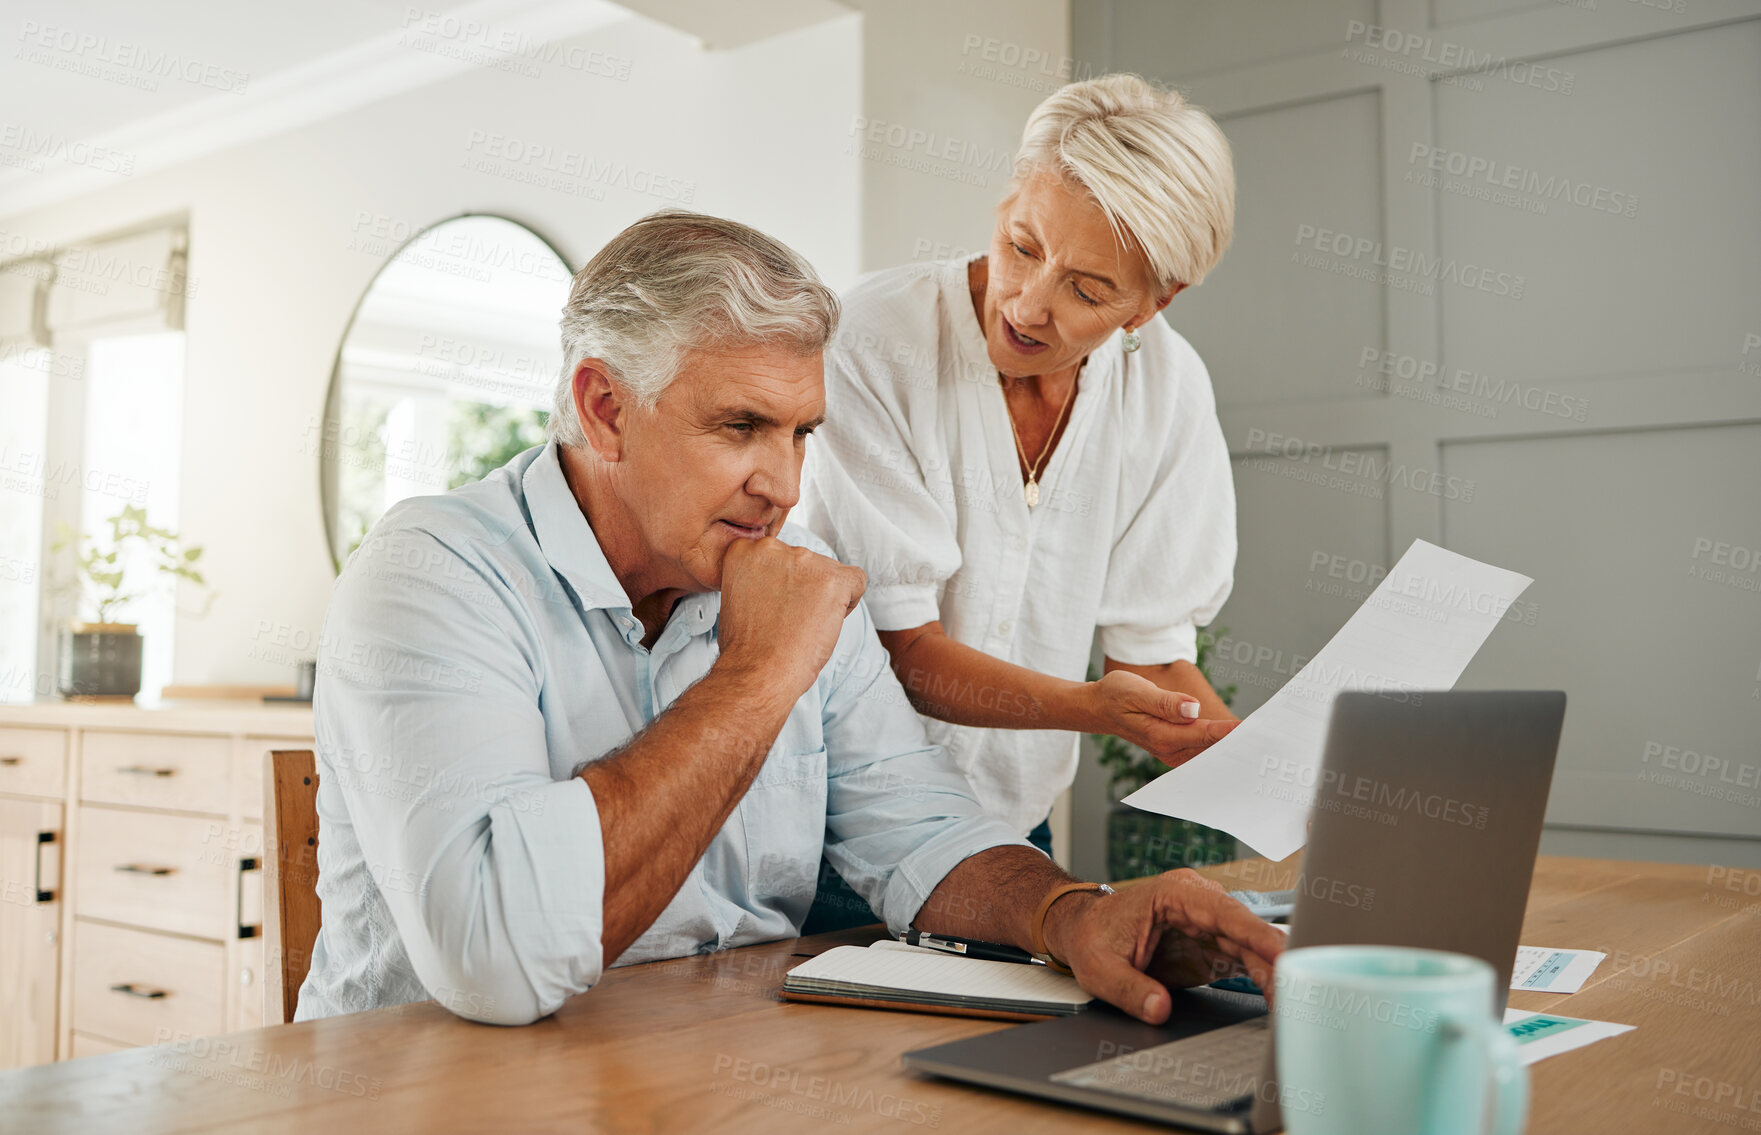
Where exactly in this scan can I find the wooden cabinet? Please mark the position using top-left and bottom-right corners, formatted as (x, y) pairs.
(0, 726), (68, 798)
(0, 702), (310, 1066)
(66, 1032), (126, 1059)
(75, 809), (236, 937)
(71, 921), (228, 1047)
(79, 732), (232, 814)
(0, 796), (63, 1068)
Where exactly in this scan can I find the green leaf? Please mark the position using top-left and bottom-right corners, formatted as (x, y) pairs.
(58, 502), (217, 624)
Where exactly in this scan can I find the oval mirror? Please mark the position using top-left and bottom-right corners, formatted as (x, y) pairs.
(318, 214), (572, 570)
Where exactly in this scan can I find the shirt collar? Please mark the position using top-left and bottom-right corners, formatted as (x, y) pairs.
(522, 441), (723, 638)
(948, 255), (992, 378)
(523, 440), (632, 612)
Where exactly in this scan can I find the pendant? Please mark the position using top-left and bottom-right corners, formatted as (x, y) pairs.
(1024, 480), (1040, 508)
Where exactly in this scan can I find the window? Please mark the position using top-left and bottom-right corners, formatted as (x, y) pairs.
(77, 331), (186, 697)
(0, 222), (189, 701)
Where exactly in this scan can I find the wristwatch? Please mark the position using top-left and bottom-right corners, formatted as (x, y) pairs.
(1029, 881), (1116, 974)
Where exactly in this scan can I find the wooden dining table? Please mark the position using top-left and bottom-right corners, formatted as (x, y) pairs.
(4, 852), (1758, 1133)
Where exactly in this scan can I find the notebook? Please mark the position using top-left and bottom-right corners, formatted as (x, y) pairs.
(781, 941), (1094, 1021)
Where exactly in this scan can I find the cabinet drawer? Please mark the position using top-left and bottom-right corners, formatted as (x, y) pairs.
(76, 808), (233, 938)
(0, 726), (67, 798)
(81, 731), (231, 814)
(70, 1032), (131, 1058)
(72, 921), (225, 1047)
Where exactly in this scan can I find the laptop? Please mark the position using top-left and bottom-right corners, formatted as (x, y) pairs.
(902, 689), (1566, 1133)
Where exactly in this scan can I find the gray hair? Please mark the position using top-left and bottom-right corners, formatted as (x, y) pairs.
(548, 210), (840, 446)
(1013, 74), (1235, 290)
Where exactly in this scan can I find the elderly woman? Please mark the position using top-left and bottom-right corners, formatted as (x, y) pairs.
(799, 75), (1239, 928)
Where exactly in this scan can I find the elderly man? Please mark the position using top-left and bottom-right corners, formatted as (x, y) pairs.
(295, 210), (1282, 1028)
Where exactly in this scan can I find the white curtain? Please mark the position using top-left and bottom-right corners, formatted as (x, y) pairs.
(42, 225), (188, 339)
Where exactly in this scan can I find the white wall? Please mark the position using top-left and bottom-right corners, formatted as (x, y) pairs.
(1072, 0), (1761, 870)
(2, 1), (1082, 690)
(0, 12), (864, 686)
(852, 0), (1070, 271)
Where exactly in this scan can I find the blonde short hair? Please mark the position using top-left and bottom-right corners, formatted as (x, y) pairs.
(549, 210), (839, 446)
(1013, 74), (1235, 290)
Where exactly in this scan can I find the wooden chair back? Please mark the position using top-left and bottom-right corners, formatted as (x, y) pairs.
(263, 749), (321, 1025)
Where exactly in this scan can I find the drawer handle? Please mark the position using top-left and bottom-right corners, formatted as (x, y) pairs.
(117, 765), (177, 777)
(109, 983), (169, 1000)
(236, 856), (261, 939)
(0, 755), (20, 766)
(35, 831), (56, 903)
(113, 863), (176, 876)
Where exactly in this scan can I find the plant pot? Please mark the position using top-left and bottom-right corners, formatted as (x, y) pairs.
(57, 623), (143, 698)
(1105, 802), (1238, 883)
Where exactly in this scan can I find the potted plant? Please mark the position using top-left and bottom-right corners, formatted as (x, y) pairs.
(1094, 626), (1240, 882)
(51, 504), (210, 698)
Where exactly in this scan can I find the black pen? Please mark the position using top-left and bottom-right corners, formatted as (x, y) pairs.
(901, 929), (1045, 965)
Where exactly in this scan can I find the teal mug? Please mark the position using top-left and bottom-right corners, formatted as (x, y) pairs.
(1273, 945), (1527, 1135)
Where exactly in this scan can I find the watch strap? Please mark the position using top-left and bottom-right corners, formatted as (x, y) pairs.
(1029, 881), (1113, 975)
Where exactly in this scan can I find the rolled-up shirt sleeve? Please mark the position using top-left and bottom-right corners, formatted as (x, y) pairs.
(800, 348), (962, 631)
(1096, 332), (1237, 666)
(815, 599), (1033, 933)
(314, 527), (605, 1025)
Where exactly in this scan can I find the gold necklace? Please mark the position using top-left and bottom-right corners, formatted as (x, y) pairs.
(1000, 372), (1078, 508)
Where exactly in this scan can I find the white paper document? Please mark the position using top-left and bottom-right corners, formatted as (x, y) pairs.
(1123, 539), (1533, 860)
(1503, 1009), (1635, 1065)
(1511, 946), (1606, 993)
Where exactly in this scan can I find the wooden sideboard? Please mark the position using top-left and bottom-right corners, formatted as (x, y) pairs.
(0, 700), (314, 1069)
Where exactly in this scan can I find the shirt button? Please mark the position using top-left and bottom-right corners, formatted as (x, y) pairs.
(998, 621), (1013, 636)
(1011, 536), (1026, 552)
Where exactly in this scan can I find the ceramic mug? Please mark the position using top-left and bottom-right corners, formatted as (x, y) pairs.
(1273, 945), (1527, 1135)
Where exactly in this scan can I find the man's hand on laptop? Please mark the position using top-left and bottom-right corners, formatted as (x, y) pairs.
(1043, 869), (1284, 1025)
(1091, 670), (1239, 769)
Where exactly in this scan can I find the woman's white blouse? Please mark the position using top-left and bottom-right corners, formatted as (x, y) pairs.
(798, 257), (1238, 837)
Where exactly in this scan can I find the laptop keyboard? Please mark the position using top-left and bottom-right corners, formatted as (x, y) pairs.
(1050, 1017), (1268, 1111)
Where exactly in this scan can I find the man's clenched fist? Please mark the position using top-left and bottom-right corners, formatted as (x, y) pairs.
(717, 537), (867, 700)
